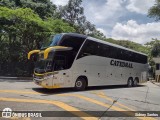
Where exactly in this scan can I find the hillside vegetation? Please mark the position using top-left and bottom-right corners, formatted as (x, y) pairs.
(105, 38), (149, 54)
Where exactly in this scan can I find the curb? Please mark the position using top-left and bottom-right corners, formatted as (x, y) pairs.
(150, 80), (160, 87)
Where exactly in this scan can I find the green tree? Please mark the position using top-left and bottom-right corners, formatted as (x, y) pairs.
(58, 0), (84, 24)
(57, 0), (105, 38)
(0, 6), (75, 53)
(148, 0), (160, 21)
(0, 0), (56, 19)
(146, 39), (160, 57)
(0, 6), (75, 76)
(105, 38), (149, 54)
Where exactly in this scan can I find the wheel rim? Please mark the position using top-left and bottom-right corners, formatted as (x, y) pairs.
(76, 81), (82, 87)
(134, 80), (137, 86)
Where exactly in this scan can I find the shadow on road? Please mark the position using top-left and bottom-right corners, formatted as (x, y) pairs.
(32, 85), (145, 95)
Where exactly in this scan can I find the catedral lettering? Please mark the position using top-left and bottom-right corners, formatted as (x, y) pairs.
(110, 60), (133, 68)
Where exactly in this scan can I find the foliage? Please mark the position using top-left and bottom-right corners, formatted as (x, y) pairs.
(105, 38), (149, 54)
(0, 0), (56, 19)
(144, 39), (160, 78)
(58, 0), (84, 24)
(147, 0), (160, 77)
(0, 6), (75, 76)
(148, 0), (160, 21)
(145, 39), (160, 57)
(57, 0), (106, 38)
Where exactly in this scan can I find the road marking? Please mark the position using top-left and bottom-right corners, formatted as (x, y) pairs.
(58, 94), (156, 120)
(0, 90), (157, 120)
(0, 97), (97, 120)
(0, 90), (40, 95)
(91, 91), (134, 111)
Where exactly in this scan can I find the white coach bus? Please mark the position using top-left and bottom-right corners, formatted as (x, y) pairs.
(28, 33), (148, 90)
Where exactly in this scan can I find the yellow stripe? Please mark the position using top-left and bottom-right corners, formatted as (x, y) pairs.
(34, 71), (58, 76)
(28, 50), (40, 60)
(44, 47), (54, 59)
(58, 94), (156, 120)
(34, 72), (44, 76)
(97, 92), (157, 120)
(92, 91), (134, 111)
(0, 97), (97, 120)
(44, 46), (72, 59)
(0, 90), (156, 120)
(0, 90), (40, 95)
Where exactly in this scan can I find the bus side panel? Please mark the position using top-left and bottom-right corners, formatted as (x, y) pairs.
(72, 56), (123, 86)
(72, 57), (97, 86)
(51, 69), (73, 88)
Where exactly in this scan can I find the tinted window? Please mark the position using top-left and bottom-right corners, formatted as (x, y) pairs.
(53, 51), (75, 70)
(97, 43), (109, 57)
(59, 35), (85, 52)
(77, 39), (147, 64)
(59, 35), (86, 68)
(77, 40), (98, 58)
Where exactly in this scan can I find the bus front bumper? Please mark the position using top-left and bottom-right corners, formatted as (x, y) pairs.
(33, 73), (61, 89)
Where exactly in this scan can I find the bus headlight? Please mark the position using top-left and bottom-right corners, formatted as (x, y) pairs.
(44, 75), (53, 80)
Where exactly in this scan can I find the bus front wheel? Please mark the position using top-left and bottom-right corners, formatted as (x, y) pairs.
(75, 77), (87, 91)
(127, 78), (133, 87)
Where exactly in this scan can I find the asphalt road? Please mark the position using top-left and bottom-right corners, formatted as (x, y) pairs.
(0, 79), (160, 120)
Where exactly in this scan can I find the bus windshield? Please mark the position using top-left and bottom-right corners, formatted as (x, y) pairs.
(34, 60), (53, 74)
(41, 34), (62, 49)
(34, 55), (67, 74)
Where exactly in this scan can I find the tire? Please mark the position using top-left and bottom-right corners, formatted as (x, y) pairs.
(127, 78), (133, 87)
(133, 78), (139, 87)
(75, 77), (87, 91)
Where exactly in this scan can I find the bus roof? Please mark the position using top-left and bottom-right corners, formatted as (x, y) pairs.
(61, 33), (147, 56)
(62, 33), (87, 39)
(88, 37), (147, 56)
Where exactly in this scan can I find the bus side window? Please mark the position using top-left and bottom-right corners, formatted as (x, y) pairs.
(98, 43), (108, 57)
(59, 35), (85, 52)
(77, 40), (98, 59)
(110, 46), (118, 59)
(53, 55), (66, 71)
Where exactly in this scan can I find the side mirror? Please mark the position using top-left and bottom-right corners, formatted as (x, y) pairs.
(28, 50), (40, 62)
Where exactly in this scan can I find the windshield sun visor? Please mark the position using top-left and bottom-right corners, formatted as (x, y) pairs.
(44, 46), (72, 59)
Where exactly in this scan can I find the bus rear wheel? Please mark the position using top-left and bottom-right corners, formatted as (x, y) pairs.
(75, 77), (87, 91)
(127, 78), (133, 87)
(133, 78), (139, 87)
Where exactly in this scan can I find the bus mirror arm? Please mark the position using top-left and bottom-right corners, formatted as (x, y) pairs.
(28, 50), (40, 60)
